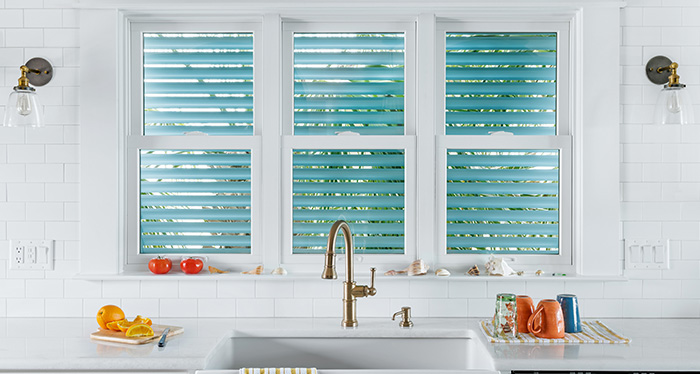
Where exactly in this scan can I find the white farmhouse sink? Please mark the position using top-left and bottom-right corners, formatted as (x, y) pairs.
(199, 328), (496, 374)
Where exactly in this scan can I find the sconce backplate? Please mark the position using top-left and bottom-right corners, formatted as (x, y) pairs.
(25, 57), (53, 87)
(645, 55), (673, 85)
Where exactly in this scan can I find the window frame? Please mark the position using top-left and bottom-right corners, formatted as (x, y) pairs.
(79, 5), (621, 277)
(280, 21), (417, 269)
(435, 21), (574, 271)
(124, 21), (264, 269)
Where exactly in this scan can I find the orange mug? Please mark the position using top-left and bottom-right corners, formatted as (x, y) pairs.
(516, 295), (535, 333)
(527, 299), (565, 339)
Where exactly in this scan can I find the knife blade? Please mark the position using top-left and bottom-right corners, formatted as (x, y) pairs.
(158, 328), (171, 348)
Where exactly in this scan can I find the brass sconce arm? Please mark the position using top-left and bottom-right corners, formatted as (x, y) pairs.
(646, 56), (684, 87)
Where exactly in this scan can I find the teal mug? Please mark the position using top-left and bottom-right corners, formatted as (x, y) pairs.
(556, 294), (581, 333)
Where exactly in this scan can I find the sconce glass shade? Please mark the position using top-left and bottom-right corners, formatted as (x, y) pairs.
(654, 85), (695, 125)
(3, 87), (44, 128)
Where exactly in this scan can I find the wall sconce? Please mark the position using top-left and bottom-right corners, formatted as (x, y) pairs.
(645, 55), (695, 125)
(2, 57), (53, 128)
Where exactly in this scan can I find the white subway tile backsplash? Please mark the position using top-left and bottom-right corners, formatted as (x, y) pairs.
(179, 280), (216, 298)
(7, 299), (44, 317)
(410, 280), (448, 298)
(313, 299), (337, 318)
(82, 298), (122, 318)
(236, 299), (274, 318)
(7, 183), (44, 202)
(580, 299), (624, 318)
(623, 298), (663, 317)
(141, 280), (178, 299)
(26, 164), (63, 183)
(102, 280), (140, 299)
(487, 281), (527, 298)
(449, 281), (487, 298)
(428, 299), (468, 317)
(64, 280), (101, 298)
(661, 299), (700, 317)
(275, 298), (313, 318)
(198, 298), (236, 318)
(293, 280), (333, 299)
(604, 280), (644, 298)
(160, 299), (197, 318)
(217, 280), (255, 298)
(643, 279), (682, 298)
(26, 279), (62, 298)
(23, 9), (63, 28)
(256, 280), (293, 298)
(121, 298), (159, 318)
(45, 298), (81, 317)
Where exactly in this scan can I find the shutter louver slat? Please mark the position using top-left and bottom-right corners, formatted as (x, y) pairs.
(446, 149), (559, 253)
(292, 149), (405, 254)
(140, 150), (252, 254)
(143, 33), (254, 136)
(445, 33), (557, 135)
(294, 33), (405, 135)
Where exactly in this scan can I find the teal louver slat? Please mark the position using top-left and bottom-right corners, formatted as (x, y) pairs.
(294, 33), (405, 135)
(140, 150), (251, 254)
(446, 149), (559, 253)
(446, 33), (557, 135)
(293, 149), (405, 254)
(143, 33), (254, 136)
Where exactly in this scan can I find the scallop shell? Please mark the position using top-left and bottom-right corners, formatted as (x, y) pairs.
(208, 266), (228, 274)
(271, 267), (287, 276)
(384, 270), (399, 276)
(242, 265), (263, 275)
(435, 268), (451, 277)
(466, 264), (480, 276)
(535, 269), (544, 276)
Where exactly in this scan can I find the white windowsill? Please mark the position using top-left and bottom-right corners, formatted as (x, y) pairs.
(74, 272), (627, 282)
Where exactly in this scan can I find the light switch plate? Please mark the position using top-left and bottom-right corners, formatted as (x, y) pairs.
(624, 238), (670, 270)
(9, 240), (54, 270)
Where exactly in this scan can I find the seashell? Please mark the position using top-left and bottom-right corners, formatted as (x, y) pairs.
(485, 255), (516, 276)
(467, 264), (480, 276)
(271, 267), (287, 276)
(384, 259), (429, 276)
(407, 259), (429, 276)
(242, 265), (263, 275)
(535, 269), (544, 276)
(208, 266), (228, 274)
(516, 271), (524, 276)
(435, 268), (451, 277)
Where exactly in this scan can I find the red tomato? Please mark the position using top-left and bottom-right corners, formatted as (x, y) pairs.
(180, 257), (204, 274)
(148, 256), (172, 274)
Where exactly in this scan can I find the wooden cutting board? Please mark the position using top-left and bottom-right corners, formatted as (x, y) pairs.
(90, 324), (184, 345)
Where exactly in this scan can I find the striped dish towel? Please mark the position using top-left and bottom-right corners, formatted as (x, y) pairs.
(239, 369), (317, 374)
(480, 320), (630, 344)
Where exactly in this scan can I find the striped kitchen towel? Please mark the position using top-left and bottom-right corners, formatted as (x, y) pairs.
(239, 369), (317, 374)
(480, 320), (630, 344)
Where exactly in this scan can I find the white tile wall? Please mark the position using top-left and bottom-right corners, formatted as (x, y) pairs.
(0, 0), (698, 320)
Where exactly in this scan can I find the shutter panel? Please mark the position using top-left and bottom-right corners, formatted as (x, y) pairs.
(140, 150), (251, 254)
(446, 150), (559, 253)
(446, 33), (556, 135)
(292, 150), (404, 254)
(294, 33), (405, 135)
(143, 33), (254, 136)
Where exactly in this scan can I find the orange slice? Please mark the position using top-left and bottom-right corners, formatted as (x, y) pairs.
(106, 319), (125, 331)
(133, 315), (152, 326)
(125, 324), (154, 338)
(116, 319), (136, 332)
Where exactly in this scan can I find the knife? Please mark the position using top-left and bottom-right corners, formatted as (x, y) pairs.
(158, 328), (171, 348)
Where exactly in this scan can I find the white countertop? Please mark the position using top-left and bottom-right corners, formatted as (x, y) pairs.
(0, 317), (698, 372)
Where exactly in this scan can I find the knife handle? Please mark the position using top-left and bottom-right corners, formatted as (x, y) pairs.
(158, 328), (170, 347)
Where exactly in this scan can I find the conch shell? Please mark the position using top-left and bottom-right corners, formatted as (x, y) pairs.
(384, 259), (429, 276)
(242, 265), (263, 275)
(271, 267), (287, 276)
(484, 255), (516, 276)
(435, 268), (451, 277)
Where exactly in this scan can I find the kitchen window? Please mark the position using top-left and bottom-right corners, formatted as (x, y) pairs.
(80, 8), (620, 276)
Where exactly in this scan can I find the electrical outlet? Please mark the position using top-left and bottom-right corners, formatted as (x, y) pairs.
(9, 240), (54, 270)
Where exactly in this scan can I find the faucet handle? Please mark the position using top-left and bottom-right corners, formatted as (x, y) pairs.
(368, 267), (377, 296)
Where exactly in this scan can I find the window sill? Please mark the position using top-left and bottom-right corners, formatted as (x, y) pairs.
(74, 272), (627, 282)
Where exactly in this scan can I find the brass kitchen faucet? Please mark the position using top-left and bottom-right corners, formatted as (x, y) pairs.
(321, 220), (377, 328)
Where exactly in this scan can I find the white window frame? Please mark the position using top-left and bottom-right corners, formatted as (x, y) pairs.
(79, 4), (621, 277)
(280, 21), (417, 272)
(435, 21), (573, 271)
(126, 20), (265, 270)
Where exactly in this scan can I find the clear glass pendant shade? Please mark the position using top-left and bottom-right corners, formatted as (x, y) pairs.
(654, 85), (695, 125)
(3, 87), (44, 127)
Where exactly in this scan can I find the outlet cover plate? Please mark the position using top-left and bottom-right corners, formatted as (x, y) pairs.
(624, 238), (670, 270)
(9, 240), (54, 270)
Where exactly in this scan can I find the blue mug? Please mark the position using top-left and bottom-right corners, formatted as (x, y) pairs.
(556, 294), (582, 333)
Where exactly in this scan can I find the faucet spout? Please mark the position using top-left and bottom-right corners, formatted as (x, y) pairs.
(321, 220), (377, 327)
